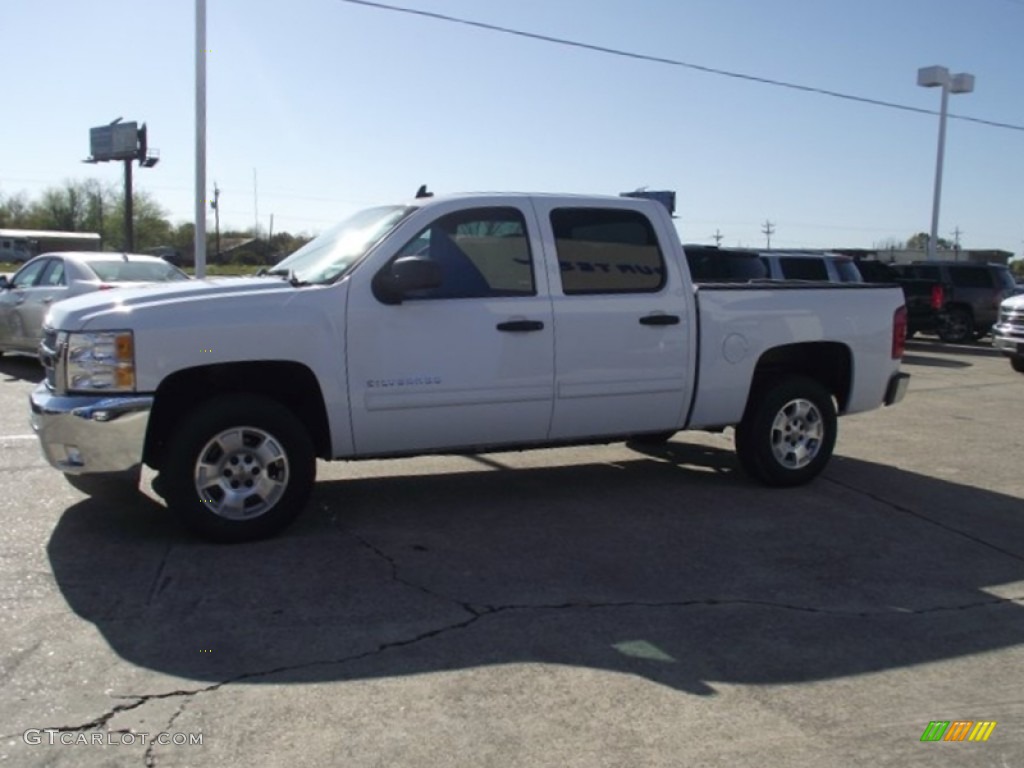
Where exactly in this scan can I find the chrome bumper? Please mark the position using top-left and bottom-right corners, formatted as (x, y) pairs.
(29, 383), (154, 474)
(993, 335), (1023, 357)
(884, 371), (910, 407)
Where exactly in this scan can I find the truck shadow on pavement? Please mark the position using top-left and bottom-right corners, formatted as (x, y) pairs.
(0, 355), (43, 383)
(47, 445), (1024, 697)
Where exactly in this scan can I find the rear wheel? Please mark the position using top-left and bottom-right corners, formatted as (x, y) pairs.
(1011, 356), (1024, 374)
(161, 394), (315, 543)
(937, 308), (973, 344)
(735, 377), (837, 487)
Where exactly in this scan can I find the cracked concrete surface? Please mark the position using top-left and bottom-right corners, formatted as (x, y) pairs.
(2, 340), (1024, 767)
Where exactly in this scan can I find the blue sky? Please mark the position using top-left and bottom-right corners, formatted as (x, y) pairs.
(4, 0), (1023, 255)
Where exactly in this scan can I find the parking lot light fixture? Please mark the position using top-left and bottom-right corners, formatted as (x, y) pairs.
(917, 65), (975, 262)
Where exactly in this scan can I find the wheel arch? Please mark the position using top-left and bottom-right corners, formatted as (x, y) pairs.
(745, 342), (852, 416)
(143, 361), (331, 469)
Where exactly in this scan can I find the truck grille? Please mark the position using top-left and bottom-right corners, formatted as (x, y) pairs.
(997, 307), (1024, 338)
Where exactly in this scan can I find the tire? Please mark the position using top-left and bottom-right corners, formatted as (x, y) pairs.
(161, 394), (315, 543)
(1011, 356), (1024, 374)
(734, 376), (837, 487)
(937, 308), (973, 344)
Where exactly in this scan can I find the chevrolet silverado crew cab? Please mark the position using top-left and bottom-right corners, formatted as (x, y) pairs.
(30, 193), (910, 542)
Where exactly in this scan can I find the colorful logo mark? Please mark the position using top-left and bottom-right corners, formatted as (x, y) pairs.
(920, 721), (996, 742)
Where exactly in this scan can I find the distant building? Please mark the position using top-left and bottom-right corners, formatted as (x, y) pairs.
(0, 228), (101, 263)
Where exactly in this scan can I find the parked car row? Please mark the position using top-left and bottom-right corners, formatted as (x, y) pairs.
(683, 246), (1020, 346)
(0, 252), (189, 357)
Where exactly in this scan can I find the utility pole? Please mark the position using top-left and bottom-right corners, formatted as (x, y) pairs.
(711, 229), (724, 246)
(950, 226), (963, 261)
(267, 213), (274, 263)
(762, 220), (775, 249)
(124, 159), (134, 252)
(210, 182), (221, 260)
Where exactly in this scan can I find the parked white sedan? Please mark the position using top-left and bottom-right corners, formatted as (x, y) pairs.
(0, 252), (189, 357)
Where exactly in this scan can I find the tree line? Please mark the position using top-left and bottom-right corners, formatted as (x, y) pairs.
(0, 179), (311, 264)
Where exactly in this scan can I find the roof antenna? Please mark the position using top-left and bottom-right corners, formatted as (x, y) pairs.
(415, 184), (433, 199)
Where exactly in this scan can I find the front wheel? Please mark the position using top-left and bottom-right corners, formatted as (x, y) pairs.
(734, 377), (837, 487)
(1011, 355), (1024, 374)
(161, 394), (315, 543)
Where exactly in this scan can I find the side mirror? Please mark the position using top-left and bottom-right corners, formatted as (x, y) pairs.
(373, 257), (442, 305)
(0, 275), (9, 290)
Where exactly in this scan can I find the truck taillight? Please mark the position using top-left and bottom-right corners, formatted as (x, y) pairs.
(930, 284), (944, 310)
(893, 306), (907, 359)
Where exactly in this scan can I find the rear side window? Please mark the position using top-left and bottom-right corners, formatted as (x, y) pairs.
(901, 265), (941, 281)
(778, 257), (828, 281)
(834, 259), (863, 283)
(950, 267), (993, 288)
(551, 208), (665, 294)
(994, 268), (1016, 291)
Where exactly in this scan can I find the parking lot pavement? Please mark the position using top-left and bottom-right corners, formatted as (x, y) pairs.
(1, 339), (1023, 767)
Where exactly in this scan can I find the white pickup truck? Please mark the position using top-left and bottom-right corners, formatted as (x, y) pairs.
(30, 193), (910, 542)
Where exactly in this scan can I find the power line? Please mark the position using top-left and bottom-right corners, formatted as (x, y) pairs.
(338, 0), (1024, 133)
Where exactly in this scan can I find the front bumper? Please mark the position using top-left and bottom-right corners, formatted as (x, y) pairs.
(993, 335), (1024, 358)
(29, 383), (154, 474)
(884, 371), (910, 406)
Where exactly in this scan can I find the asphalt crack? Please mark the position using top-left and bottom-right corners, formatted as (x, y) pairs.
(15, 591), (1023, 744)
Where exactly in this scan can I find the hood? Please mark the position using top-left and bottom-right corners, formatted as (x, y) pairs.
(45, 276), (301, 331)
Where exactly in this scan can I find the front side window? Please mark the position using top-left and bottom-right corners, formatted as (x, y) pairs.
(551, 208), (665, 294)
(11, 259), (48, 288)
(390, 207), (535, 300)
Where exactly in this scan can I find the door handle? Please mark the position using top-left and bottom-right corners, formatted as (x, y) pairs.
(639, 314), (680, 326)
(496, 320), (545, 332)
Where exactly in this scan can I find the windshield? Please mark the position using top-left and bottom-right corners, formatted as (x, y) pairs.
(270, 205), (414, 284)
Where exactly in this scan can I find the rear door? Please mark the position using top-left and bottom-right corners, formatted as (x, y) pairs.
(532, 202), (694, 440)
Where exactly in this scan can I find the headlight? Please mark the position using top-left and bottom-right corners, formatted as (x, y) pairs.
(65, 331), (136, 392)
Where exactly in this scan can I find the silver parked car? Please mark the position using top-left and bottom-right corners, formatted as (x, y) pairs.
(0, 252), (189, 357)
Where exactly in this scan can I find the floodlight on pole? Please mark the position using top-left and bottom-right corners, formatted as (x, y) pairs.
(917, 65), (974, 262)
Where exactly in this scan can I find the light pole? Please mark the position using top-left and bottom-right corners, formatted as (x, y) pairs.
(917, 65), (974, 262)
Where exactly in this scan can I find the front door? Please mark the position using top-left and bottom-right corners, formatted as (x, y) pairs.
(0, 258), (50, 351)
(346, 201), (555, 455)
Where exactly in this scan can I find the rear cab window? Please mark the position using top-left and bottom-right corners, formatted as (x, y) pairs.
(550, 208), (666, 294)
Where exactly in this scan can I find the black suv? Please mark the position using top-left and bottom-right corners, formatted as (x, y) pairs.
(890, 261), (1018, 343)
